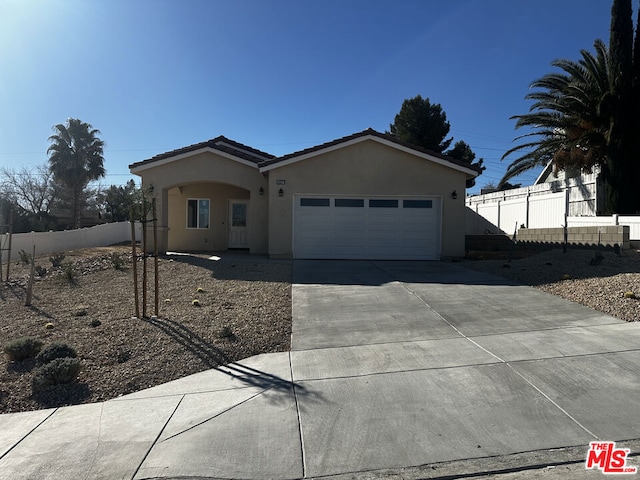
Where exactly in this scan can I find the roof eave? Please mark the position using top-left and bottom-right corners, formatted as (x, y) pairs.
(130, 146), (260, 174)
(259, 134), (480, 177)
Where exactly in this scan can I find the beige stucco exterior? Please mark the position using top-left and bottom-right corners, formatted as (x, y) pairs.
(265, 139), (467, 259)
(167, 183), (250, 251)
(131, 132), (475, 259)
(132, 149), (268, 254)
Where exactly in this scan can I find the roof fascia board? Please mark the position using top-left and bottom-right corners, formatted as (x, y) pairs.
(215, 141), (272, 161)
(259, 134), (479, 176)
(131, 147), (259, 174)
(534, 161), (553, 185)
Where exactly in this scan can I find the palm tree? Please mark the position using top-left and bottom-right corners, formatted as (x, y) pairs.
(500, 40), (610, 185)
(47, 118), (105, 228)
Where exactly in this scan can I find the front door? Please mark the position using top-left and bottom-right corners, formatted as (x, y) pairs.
(228, 200), (249, 249)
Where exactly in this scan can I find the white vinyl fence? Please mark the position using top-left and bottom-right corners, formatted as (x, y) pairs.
(0, 222), (142, 262)
(466, 173), (640, 241)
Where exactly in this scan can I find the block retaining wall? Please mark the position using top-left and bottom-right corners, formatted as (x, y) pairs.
(516, 225), (629, 249)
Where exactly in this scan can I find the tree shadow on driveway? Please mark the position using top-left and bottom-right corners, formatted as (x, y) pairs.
(142, 315), (323, 407)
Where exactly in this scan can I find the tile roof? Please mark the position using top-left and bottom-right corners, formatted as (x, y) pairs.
(260, 128), (483, 174)
(128, 136), (275, 169)
(129, 129), (482, 176)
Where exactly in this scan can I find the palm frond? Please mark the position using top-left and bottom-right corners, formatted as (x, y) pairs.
(501, 39), (611, 182)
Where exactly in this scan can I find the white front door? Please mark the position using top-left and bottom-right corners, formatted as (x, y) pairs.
(228, 200), (249, 249)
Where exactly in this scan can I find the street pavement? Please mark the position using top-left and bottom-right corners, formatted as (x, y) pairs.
(0, 259), (639, 479)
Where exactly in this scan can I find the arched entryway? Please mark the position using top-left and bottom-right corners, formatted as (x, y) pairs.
(167, 182), (251, 252)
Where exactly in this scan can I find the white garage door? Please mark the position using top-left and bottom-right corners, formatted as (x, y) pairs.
(293, 196), (441, 260)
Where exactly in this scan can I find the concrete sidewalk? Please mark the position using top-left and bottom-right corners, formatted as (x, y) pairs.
(1, 260), (639, 479)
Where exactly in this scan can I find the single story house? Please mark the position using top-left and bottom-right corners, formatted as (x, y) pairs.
(129, 129), (480, 260)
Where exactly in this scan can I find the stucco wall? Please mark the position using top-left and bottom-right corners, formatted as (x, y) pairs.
(168, 184), (249, 251)
(266, 140), (468, 258)
(133, 151), (268, 254)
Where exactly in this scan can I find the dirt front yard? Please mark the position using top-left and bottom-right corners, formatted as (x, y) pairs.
(0, 247), (291, 413)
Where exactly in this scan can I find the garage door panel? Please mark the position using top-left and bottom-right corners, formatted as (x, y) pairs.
(294, 196), (440, 260)
(334, 216), (366, 228)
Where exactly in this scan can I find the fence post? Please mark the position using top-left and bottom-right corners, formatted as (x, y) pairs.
(525, 188), (530, 229)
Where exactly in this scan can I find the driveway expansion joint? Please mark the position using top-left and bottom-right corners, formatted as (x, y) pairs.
(378, 268), (603, 445)
(131, 394), (185, 480)
(0, 407), (58, 462)
(289, 350), (307, 478)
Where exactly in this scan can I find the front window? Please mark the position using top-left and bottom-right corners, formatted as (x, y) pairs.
(187, 198), (210, 229)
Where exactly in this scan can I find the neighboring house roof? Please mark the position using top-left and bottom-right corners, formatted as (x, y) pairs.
(129, 136), (275, 172)
(260, 128), (481, 178)
(534, 161), (601, 185)
(129, 128), (481, 178)
(534, 162), (555, 185)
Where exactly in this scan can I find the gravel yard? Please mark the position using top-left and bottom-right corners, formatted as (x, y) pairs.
(1, 245), (638, 414)
(464, 247), (640, 323)
(0, 247), (291, 413)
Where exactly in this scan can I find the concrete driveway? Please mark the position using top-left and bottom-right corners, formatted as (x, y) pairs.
(1, 260), (639, 479)
(289, 260), (640, 477)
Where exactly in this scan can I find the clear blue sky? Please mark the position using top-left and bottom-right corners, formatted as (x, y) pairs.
(0, 0), (613, 194)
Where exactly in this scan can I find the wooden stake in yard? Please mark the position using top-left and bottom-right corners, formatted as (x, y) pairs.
(142, 195), (148, 318)
(0, 211), (14, 283)
(25, 245), (36, 306)
(152, 197), (159, 317)
(130, 206), (140, 319)
(6, 210), (13, 282)
(0, 232), (3, 283)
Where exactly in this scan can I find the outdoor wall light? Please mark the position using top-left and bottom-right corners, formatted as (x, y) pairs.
(148, 184), (154, 193)
(259, 187), (264, 196)
(451, 190), (458, 200)
(278, 188), (284, 197)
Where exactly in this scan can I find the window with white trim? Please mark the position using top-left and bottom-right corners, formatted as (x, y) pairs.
(187, 199), (210, 229)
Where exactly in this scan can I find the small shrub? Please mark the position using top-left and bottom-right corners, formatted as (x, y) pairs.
(31, 357), (81, 393)
(36, 343), (77, 365)
(218, 325), (234, 339)
(624, 291), (637, 299)
(61, 262), (78, 285)
(110, 252), (124, 270)
(89, 319), (101, 328)
(35, 265), (48, 277)
(3, 337), (44, 361)
(116, 350), (131, 363)
(49, 253), (66, 267)
(18, 249), (32, 265)
(192, 299), (201, 307)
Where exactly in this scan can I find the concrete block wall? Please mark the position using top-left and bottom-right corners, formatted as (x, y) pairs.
(465, 234), (515, 251)
(517, 225), (630, 249)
